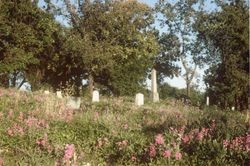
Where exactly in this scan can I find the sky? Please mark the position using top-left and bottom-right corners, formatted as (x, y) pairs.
(36, 0), (219, 92)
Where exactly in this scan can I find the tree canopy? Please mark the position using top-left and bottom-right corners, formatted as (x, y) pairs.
(195, 0), (249, 110)
(0, 0), (62, 90)
(0, 0), (248, 110)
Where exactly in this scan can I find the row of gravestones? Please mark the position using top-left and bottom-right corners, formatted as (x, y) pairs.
(43, 66), (212, 109)
(43, 68), (159, 109)
(44, 90), (213, 109)
(44, 90), (145, 109)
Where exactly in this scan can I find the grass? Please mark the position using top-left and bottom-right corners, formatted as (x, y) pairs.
(0, 88), (249, 165)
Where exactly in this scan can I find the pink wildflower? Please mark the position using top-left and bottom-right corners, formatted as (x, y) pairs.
(122, 140), (128, 146)
(7, 123), (24, 136)
(155, 134), (164, 145)
(201, 127), (209, 137)
(63, 144), (75, 162)
(175, 151), (182, 160)
(26, 116), (38, 127)
(182, 135), (190, 144)
(131, 155), (136, 162)
(7, 128), (13, 136)
(116, 140), (128, 150)
(163, 150), (171, 158)
(0, 157), (3, 166)
(246, 135), (250, 152)
(223, 140), (230, 148)
(8, 110), (13, 118)
(36, 133), (48, 148)
(116, 140), (128, 146)
(197, 132), (204, 141)
(36, 138), (46, 147)
(149, 144), (156, 157)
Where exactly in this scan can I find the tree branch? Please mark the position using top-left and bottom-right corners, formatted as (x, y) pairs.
(189, 64), (197, 84)
(64, 0), (80, 26)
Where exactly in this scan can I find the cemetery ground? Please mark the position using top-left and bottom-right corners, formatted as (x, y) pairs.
(0, 88), (249, 166)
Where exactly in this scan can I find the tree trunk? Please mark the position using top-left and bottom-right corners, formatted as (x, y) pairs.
(186, 82), (190, 97)
(88, 73), (94, 96)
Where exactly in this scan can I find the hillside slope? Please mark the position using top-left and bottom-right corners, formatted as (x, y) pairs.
(0, 88), (249, 165)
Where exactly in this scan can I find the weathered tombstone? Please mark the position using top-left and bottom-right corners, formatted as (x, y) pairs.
(151, 68), (159, 102)
(92, 90), (99, 102)
(206, 96), (209, 106)
(56, 91), (63, 99)
(135, 93), (144, 106)
(66, 96), (81, 109)
(44, 90), (50, 95)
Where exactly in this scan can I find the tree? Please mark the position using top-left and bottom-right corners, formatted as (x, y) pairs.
(195, 0), (249, 110)
(0, 0), (40, 87)
(154, 32), (180, 84)
(62, 0), (159, 96)
(155, 0), (204, 97)
(0, 0), (62, 90)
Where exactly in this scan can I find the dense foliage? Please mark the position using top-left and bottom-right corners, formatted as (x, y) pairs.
(0, 0), (61, 89)
(195, 0), (249, 110)
(61, 0), (159, 96)
(0, 0), (159, 96)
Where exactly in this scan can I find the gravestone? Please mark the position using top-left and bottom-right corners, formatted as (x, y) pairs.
(92, 90), (99, 102)
(44, 90), (50, 95)
(66, 96), (81, 109)
(56, 91), (63, 99)
(135, 93), (144, 106)
(206, 97), (209, 106)
(151, 68), (159, 102)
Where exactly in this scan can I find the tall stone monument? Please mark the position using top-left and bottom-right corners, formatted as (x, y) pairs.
(151, 68), (159, 102)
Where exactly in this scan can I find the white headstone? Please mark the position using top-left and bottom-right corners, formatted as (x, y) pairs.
(151, 68), (159, 102)
(44, 90), (50, 95)
(66, 96), (81, 109)
(92, 90), (99, 102)
(206, 97), (209, 106)
(135, 93), (144, 106)
(56, 91), (63, 99)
